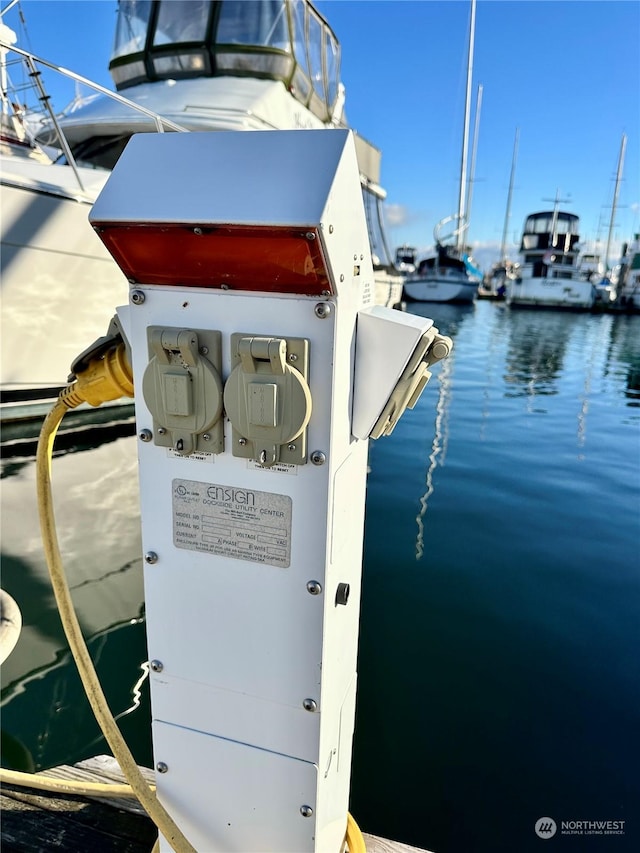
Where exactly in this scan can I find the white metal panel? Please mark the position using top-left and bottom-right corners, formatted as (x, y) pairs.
(150, 676), (319, 763)
(90, 129), (354, 228)
(154, 720), (318, 853)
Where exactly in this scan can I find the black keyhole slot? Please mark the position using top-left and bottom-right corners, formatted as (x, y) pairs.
(335, 582), (350, 606)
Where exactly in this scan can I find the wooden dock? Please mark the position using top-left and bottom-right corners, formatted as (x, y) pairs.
(0, 756), (433, 853)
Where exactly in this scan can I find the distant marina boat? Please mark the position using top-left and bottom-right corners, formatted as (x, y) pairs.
(506, 207), (596, 310)
(401, 0), (480, 305)
(394, 244), (417, 274)
(402, 216), (480, 304)
(479, 260), (513, 300)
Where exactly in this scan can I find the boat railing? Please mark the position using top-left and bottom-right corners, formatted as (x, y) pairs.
(434, 213), (468, 246)
(0, 40), (188, 196)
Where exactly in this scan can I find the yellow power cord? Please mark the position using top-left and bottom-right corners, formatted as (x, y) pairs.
(3, 339), (367, 853)
(33, 344), (195, 853)
(0, 766), (151, 798)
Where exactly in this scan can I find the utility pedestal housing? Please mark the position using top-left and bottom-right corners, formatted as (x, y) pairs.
(90, 129), (450, 852)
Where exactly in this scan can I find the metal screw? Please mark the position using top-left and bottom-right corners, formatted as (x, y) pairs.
(306, 580), (322, 596)
(305, 231), (316, 240)
(156, 762), (168, 774)
(238, 437), (247, 446)
(131, 290), (145, 305)
(288, 353), (298, 362)
(354, 254), (358, 261)
(328, 224), (334, 234)
(158, 427), (167, 435)
(139, 429), (153, 442)
(193, 227), (203, 235)
(150, 659), (163, 672)
(203, 433), (211, 441)
(287, 443), (296, 451)
(314, 302), (332, 319)
(340, 273), (345, 282)
(144, 551), (158, 564)
(300, 805), (314, 818)
(310, 451), (326, 466)
(303, 698), (317, 712)
(200, 346), (209, 355)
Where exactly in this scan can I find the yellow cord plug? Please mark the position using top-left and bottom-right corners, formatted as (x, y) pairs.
(60, 341), (134, 409)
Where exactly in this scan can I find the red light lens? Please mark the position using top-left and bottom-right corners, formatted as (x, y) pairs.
(93, 223), (333, 296)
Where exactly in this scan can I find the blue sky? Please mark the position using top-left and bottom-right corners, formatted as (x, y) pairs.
(3, 0), (639, 268)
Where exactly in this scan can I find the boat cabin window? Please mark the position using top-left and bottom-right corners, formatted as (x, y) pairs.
(523, 213), (579, 236)
(154, 0), (209, 45)
(110, 0), (342, 123)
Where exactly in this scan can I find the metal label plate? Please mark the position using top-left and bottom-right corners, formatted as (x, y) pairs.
(172, 479), (292, 568)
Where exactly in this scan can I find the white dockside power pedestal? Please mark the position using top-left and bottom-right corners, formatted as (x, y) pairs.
(90, 129), (451, 852)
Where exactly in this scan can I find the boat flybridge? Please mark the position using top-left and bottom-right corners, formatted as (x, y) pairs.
(507, 210), (596, 310)
(0, 0), (403, 428)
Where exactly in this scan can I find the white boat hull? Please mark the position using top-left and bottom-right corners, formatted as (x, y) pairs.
(374, 269), (405, 308)
(403, 273), (477, 304)
(507, 275), (595, 310)
(1, 175), (129, 399)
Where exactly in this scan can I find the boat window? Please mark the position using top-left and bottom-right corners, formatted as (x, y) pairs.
(153, 0), (210, 45)
(290, 0), (312, 101)
(324, 26), (339, 108)
(152, 53), (209, 75)
(362, 189), (394, 269)
(217, 0), (289, 49)
(307, 9), (325, 101)
(112, 0), (153, 59)
(215, 1), (292, 80)
(534, 217), (552, 234)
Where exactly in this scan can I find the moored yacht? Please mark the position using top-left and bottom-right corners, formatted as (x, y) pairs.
(506, 209), (595, 310)
(401, 0), (480, 305)
(394, 245), (417, 274)
(403, 244), (479, 304)
(0, 0), (402, 425)
(402, 216), (479, 304)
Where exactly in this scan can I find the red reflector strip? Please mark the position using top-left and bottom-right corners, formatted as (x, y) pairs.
(92, 223), (333, 296)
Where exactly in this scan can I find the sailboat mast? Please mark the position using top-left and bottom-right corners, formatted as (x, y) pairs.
(456, 0), (476, 251)
(500, 126), (520, 261)
(604, 132), (627, 272)
(465, 82), (483, 234)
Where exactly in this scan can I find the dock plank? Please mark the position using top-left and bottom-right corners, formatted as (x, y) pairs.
(0, 787), (156, 853)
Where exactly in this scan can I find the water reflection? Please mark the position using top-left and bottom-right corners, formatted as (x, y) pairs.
(607, 314), (640, 405)
(1, 615), (152, 772)
(415, 354), (453, 560)
(406, 303), (476, 561)
(1, 424), (148, 770)
(503, 309), (571, 399)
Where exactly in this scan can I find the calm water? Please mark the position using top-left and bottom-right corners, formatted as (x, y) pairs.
(2, 300), (639, 853)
